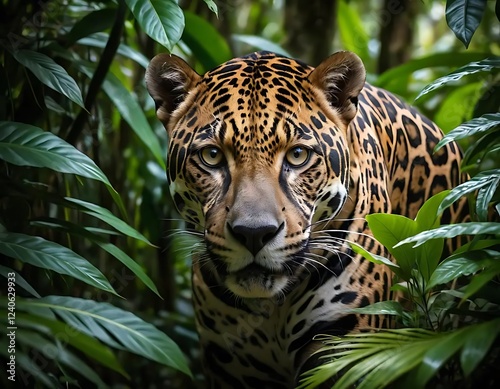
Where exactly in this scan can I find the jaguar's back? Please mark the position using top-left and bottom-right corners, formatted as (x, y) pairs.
(146, 51), (464, 388)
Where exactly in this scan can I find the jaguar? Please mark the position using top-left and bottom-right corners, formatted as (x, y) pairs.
(146, 51), (464, 388)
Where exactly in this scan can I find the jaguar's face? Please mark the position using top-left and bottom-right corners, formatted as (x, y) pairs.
(146, 51), (366, 298)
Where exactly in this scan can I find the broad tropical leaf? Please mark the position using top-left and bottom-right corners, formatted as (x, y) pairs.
(0, 232), (116, 295)
(350, 301), (404, 316)
(416, 57), (500, 100)
(396, 222), (500, 248)
(0, 121), (111, 185)
(435, 113), (500, 151)
(12, 50), (85, 108)
(445, 0), (486, 48)
(125, 0), (184, 51)
(18, 296), (192, 377)
(182, 11), (232, 71)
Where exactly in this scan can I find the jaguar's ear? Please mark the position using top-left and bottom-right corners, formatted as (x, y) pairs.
(146, 54), (201, 127)
(308, 51), (366, 124)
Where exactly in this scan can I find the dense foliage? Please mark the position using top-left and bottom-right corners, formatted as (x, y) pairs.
(0, 0), (498, 388)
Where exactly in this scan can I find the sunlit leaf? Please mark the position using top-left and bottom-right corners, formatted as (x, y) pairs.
(203, 0), (218, 16)
(445, 0), (486, 48)
(435, 113), (500, 151)
(396, 222), (500, 248)
(426, 251), (496, 290)
(18, 296), (192, 377)
(232, 35), (291, 57)
(125, 0), (184, 51)
(12, 50), (85, 108)
(0, 232), (117, 295)
(416, 58), (500, 100)
(351, 301), (404, 316)
(438, 170), (500, 214)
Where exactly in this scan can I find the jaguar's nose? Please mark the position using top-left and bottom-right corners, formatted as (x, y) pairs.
(228, 222), (284, 256)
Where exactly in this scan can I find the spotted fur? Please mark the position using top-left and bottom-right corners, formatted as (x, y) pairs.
(146, 51), (464, 388)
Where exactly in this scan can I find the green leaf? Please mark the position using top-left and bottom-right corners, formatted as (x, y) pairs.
(463, 261), (500, 300)
(64, 197), (153, 246)
(0, 232), (117, 295)
(12, 50), (85, 108)
(350, 243), (403, 278)
(203, 0), (218, 16)
(435, 113), (500, 151)
(77, 62), (166, 170)
(351, 301), (404, 316)
(65, 8), (117, 44)
(0, 265), (40, 297)
(337, 0), (370, 70)
(416, 58), (500, 100)
(0, 121), (110, 185)
(445, 0), (486, 48)
(31, 218), (161, 297)
(476, 176), (500, 221)
(232, 35), (291, 57)
(460, 319), (500, 376)
(16, 312), (127, 378)
(18, 296), (192, 377)
(438, 170), (500, 214)
(396, 222), (500, 248)
(182, 11), (232, 71)
(426, 250), (496, 290)
(77, 33), (150, 68)
(125, 0), (184, 51)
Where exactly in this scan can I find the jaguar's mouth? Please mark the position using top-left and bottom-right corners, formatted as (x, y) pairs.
(225, 262), (289, 298)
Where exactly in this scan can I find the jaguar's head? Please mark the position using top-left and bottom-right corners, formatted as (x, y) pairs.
(146, 51), (365, 299)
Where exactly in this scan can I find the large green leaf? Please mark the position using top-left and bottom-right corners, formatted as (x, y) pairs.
(0, 232), (117, 295)
(31, 218), (160, 297)
(65, 8), (117, 44)
(125, 0), (184, 51)
(350, 301), (404, 317)
(416, 57), (500, 100)
(18, 296), (192, 377)
(77, 63), (165, 170)
(460, 319), (500, 376)
(12, 50), (85, 108)
(182, 11), (232, 71)
(435, 113), (500, 151)
(0, 121), (110, 185)
(396, 222), (500, 248)
(445, 0), (486, 48)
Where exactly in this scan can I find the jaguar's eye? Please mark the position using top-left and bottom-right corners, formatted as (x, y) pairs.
(285, 146), (310, 167)
(200, 146), (225, 167)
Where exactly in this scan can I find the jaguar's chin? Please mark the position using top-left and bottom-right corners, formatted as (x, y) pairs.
(225, 263), (289, 299)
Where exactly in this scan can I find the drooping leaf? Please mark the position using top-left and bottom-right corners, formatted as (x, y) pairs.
(476, 176), (500, 221)
(203, 0), (218, 16)
(18, 296), (192, 377)
(463, 261), (500, 300)
(460, 319), (500, 376)
(182, 11), (232, 71)
(63, 197), (153, 246)
(125, 0), (184, 51)
(435, 113), (500, 151)
(77, 62), (166, 170)
(12, 50), (85, 108)
(396, 222), (500, 248)
(0, 265), (40, 297)
(232, 35), (291, 57)
(65, 8), (117, 44)
(445, 0), (486, 48)
(416, 58), (500, 100)
(350, 301), (404, 316)
(0, 121), (110, 185)
(31, 218), (160, 297)
(0, 232), (117, 295)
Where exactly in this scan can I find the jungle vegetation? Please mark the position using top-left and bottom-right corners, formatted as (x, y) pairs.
(0, 0), (499, 388)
